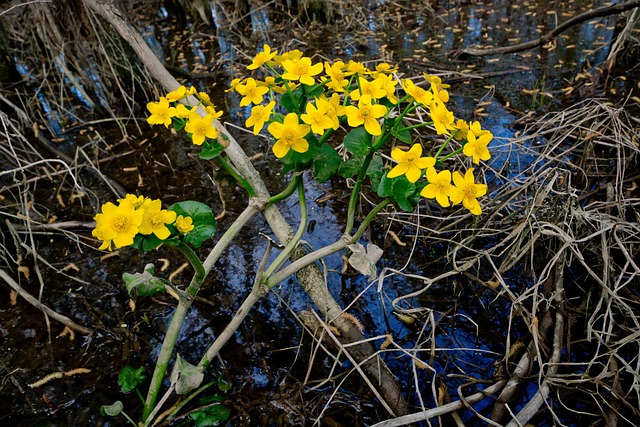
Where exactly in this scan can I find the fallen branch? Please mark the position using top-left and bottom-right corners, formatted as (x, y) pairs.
(452, 0), (640, 57)
(0, 268), (92, 335)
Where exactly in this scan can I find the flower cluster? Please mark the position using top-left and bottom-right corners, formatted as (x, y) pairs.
(235, 45), (492, 214)
(147, 86), (224, 146)
(92, 194), (194, 251)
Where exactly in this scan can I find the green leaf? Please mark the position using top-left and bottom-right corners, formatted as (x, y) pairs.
(122, 263), (168, 297)
(391, 128), (411, 144)
(130, 233), (164, 252)
(199, 140), (225, 160)
(343, 127), (372, 157)
(118, 366), (146, 394)
(337, 156), (364, 179)
(391, 177), (417, 212)
(312, 144), (341, 182)
(280, 91), (302, 113)
(190, 397), (231, 427)
(377, 172), (394, 197)
(366, 154), (384, 190)
(100, 401), (124, 417)
(169, 201), (216, 249)
(170, 354), (204, 395)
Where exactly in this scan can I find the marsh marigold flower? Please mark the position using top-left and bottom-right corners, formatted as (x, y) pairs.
(138, 199), (177, 240)
(165, 86), (194, 102)
(402, 79), (433, 106)
(420, 168), (463, 208)
(247, 44), (277, 70)
(301, 100), (334, 135)
(387, 144), (435, 183)
(344, 95), (387, 136)
(93, 199), (144, 250)
(350, 77), (386, 102)
(324, 61), (348, 92)
(236, 77), (269, 107)
(451, 168), (487, 215)
(174, 215), (194, 233)
(147, 97), (177, 128)
(282, 57), (323, 86)
(246, 101), (276, 135)
(185, 113), (218, 146)
(429, 101), (455, 135)
(463, 130), (492, 165)
(267, 113), (310, 158)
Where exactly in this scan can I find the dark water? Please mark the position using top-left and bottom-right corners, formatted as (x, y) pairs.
(1, 0), (636, 425)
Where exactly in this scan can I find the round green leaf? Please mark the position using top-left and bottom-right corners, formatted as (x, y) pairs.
(169, 201), (216, 249)
(100, 401), (124, 417)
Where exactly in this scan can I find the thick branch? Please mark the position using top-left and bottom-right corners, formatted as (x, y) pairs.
(454, 0), (640, 57)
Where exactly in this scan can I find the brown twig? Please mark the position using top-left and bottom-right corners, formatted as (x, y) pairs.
(452, 0), (640, 57)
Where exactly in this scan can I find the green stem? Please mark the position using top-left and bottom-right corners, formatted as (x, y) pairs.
(268, 174), (301, 204)
(396, 122), (433, 133)
(438, 146), (464, 162)
(121, 410), (139, 427)
(434, 133), (455, 159)
(263, 181), (307, 281)
(218, 156), (255, 197)
(266, 197), (390, 289)
(174, 243), (205, 297)
(142, 202), (264, 423)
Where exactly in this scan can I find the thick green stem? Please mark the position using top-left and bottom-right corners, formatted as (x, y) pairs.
(266, 198), (390, 288)
(268, 175), (301, 204)
(174, 243), (205, 297)
(263, 181), (307, 280)
(218, 156), (255, 197)
(142, 201), (264, 423)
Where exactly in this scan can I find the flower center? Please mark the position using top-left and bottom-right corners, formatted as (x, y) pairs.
(112, 215), (130, 232)
(281, 129), (295, 145)
(150, 213), (164, 228)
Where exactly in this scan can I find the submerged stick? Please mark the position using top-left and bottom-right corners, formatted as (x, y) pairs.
(0, 268), (92, 335)
(453, 0), (640, 57)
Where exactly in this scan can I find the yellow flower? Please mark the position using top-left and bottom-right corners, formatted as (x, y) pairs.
(147, 97), (177, 128)
(420, 168), (463, 208)
(93, 199), (144, 249)
(138, 199), (177, 240)
(323, 61), (348, 92)
(350, 77), (386, 102)
(375, 62), (398, 74)
(402, 79), (433, 105)
(387, 144), (435, 183)
(185, 113), (218, 145)
(452, 119), (469, 141)
(431, 85), (450, 104)
(174, 215), (194, 233)
(450, 168), (487, 215)
(246, 101), (276, 135)
(165, 86), (193, 102)
(267, 113), (311, 158)
(282, 57), (323, 86)
(247, 44), (277, 70)
(377, 74), (399, 104)
(344, 60), (367, 76)
(468, 120), (491, 137)
(429, 101), (455, 135)
(463, 130), (492, 164)
(226, 78), (243, 93)
(118, 194), (147, 209)
(273, 49), (303, 66)
(174, 104), (192, 119)
(236, 77), (269, 107)
(344, 95), (387, 136)
(197, 91), (213, 106)
(423, 74), (450, 90)
(204, 105), (223, 120)
(317, 94), (343, 130)
(301, 99), (334, 135)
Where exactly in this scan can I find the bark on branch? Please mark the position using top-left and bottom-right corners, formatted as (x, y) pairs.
(452, 0), (640, 57)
